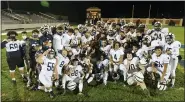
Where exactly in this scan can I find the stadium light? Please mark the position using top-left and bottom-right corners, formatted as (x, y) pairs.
(132, 5), (134, 18)
(7, 1), (10, 10)
(148, 4), (151, 18)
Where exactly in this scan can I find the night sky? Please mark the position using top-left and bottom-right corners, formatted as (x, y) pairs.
(1, 1), (184, 23)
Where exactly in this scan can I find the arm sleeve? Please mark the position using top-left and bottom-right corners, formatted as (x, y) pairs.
(163, 55), (170, 64)
(1, 41), (8, 49)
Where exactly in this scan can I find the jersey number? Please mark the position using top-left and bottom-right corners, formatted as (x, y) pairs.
(128, 64), (136, 71)
(47, 62), (55, 71)
(154, 33), (162, 41)
(114, 54), (117, 60)
(155, 61), (163, 68)
(60, 61), (65, 67)
(9, 43), (18, 50)
(71, 70), (78, 76)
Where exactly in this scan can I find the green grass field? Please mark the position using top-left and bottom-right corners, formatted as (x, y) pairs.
(1, 26), (184, 101)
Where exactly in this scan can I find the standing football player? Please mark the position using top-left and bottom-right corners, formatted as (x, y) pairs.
(1, 31), (27, 84)
(165, 33), (181, 88)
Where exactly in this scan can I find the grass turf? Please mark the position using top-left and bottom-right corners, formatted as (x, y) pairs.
(1, 26), (184, 101)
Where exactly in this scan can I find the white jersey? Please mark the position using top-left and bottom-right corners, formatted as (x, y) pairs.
(71, 48), (81, 59)
(150, 30), (166, 43)
(58, 54), (70, 75)
(81, 36), (94, 44)
(53, 34), (63, 51)
(116, 34), (127, 44)
(110, 49), (124, 63)
(136, 45), (150, 59)
(151, 53), (170, 72)
(75, 33), (82, 39)
(123, 57), (140, 74)
(62, 33), (73, 47)
(127, 31), (136, 37)
(164, 41), (181, 58)
(151, 39), (165, 50)
(100, 45), (111, 55)
(41, 56), (57, 77)
(68, 65), (83, 79)
(5, 40), (21, 52)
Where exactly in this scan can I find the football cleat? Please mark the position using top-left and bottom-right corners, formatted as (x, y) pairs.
(77, 92), (84, 96)
(12, 80), (16, 85)
(49, 91), (55, 98)
(22, 75), (28, 83)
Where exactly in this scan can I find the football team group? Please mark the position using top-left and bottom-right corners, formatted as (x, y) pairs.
(1, 21), (182, 98)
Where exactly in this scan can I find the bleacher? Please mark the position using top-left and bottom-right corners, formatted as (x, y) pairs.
(1, 9), (67, 24)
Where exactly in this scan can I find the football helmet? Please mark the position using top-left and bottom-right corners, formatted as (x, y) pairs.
(165, 32), (175, 44)
(154, 22), (162, 31)
(47, 49), (55, 59)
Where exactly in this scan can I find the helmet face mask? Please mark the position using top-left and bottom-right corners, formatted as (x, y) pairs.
(165, 33), (174, 44)
(154, 22), (162, 31)
(47, 50), (55, 59)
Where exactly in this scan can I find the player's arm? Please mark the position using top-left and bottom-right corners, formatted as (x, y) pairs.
(53, 57), (59, 80)
(25, 40), (31, 60)
(36, 49), (51, 64)
(119, 51), (124, 64)
(1, 39), (8, 49)
(79, 69), (85, 80)
(161, 55), (170, 81)
(172, 42), (181, 59)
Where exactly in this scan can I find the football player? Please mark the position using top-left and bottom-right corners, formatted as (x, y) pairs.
(25, 29), (41, 87)
(1, 31), (27, 84)
(96, 53), (109, 85)
(109, 42), (126, 82)
(53, 24), (64, 54)
(61, 28), (75, 51)
(61, 59), (85, 95)
(146, 46), (171, 90)
(56, 49), (70, 87)
(36, 49), (59, 98)
(165, 33), (181, 87)
(123, 51), (150, 96)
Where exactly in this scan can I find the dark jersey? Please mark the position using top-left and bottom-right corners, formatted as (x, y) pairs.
(39, 34), (53, 47)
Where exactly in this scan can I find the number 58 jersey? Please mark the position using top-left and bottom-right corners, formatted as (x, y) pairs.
(41, 56), (57, 77)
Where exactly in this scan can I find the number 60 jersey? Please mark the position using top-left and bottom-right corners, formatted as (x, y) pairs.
(40, 56), (57, 77)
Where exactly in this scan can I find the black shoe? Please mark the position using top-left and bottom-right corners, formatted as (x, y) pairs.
(61, 89), (66, 96)
(22, 75), (28, 83)
(12, 80), (16, 85)
(57, 88), (66, 96)
(49, 91), (55, 98)
(30, 85), (38, 91)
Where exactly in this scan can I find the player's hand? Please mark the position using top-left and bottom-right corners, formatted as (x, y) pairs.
(54, 74), (59, 80)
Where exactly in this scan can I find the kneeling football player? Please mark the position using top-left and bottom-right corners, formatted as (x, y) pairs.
(36, 49), (59, 98)
(146, 46), (171, 91)
(61, 59), (85, 95)
(123, 51), (150, 96)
